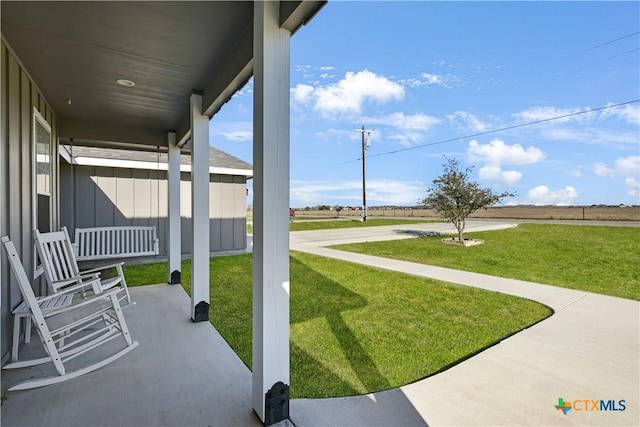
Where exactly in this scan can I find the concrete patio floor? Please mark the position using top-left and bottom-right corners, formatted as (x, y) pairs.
(1, 284), (264, 427)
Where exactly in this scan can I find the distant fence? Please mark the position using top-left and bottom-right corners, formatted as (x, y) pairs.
(295, 206), (640, 221)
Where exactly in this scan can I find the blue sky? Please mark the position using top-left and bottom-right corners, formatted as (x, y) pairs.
(211, 1), (640, 208)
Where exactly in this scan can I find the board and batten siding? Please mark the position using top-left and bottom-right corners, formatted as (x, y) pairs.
(61, 164), (247, 255)
(1, 38), (59, 361)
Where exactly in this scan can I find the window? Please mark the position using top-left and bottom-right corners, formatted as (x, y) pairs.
(34, 109), (52, 233)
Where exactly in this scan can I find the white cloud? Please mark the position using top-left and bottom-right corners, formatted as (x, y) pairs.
(593, 156), (639, 179)
(422, 73), (443, 85)
(478, 165), (522, 185)
(592, 156), (639, 196)
(447, 111), (488, 132)
(601, 103), (640, 125)
(214, 121), (253, 142)
(311, 70), (404, 115)
(625, 178), (640, 197)
(467, 139), (545, 165)
(525, 185), (578, 206)
(220, 130), (252, 142)
(360, 112), (441, 147)
(593, 162), (616, 178)
(293, 65), (336, 82)
(291, 84), (315, 103)
(513, 106), (595, 124)
(363, 112), (440, 130)
(398, 72), (458, 89)
(388, 131), (424, 147)
(615, 155), (640, 177)
(290, 179), (425, 206)
(541, 128), (638, 145)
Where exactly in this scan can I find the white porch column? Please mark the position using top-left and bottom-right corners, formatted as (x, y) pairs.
(190, 93), (210, 322)
(167, 132), (181, 285)
(252, 1), (291, 424)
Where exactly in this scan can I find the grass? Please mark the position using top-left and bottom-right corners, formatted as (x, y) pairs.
(124, 252), (551, 398)
(290, 218), (436, 232)
(332, 223), (640, 301)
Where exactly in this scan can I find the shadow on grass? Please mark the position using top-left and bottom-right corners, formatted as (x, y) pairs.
(290, 256), (391, 396)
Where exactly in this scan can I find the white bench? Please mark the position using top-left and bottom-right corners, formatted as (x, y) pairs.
(72, 226), (159, 261)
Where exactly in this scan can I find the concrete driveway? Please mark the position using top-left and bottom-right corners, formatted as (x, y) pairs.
(290, 219), (518, 247)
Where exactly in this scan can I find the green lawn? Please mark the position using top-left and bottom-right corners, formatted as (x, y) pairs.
(332, 224), (640, 301)
(290, 218), (436, 232)
(124, 252), (550, 398)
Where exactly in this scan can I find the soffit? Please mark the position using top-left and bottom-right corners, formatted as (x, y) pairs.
(1, 1), (325, 148)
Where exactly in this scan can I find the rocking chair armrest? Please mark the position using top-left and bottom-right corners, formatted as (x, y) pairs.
(53, 273), (100, 287)
(51, 273), (99, 289)
(41, 277), (102, 301)
(51, 276), (85, 288)
(80, 262), (125, 275)
(44, 287), (122, 317)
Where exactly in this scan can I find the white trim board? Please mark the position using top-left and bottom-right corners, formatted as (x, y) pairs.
(59, 146), (253, 177)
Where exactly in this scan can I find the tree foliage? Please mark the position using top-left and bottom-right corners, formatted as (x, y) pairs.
(419, 158), (514, 243)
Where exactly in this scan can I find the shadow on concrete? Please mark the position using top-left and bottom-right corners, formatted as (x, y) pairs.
(393, 229), (442, 237)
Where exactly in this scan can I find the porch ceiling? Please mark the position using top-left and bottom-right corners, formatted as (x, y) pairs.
(1, 1), (325, 149)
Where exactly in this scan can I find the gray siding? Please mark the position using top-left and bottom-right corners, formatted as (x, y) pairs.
(60, 164), (247, 255)
(1, 38), (59, 361)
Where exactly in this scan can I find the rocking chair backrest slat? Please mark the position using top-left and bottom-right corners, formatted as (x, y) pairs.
(35, 229), (80, 292)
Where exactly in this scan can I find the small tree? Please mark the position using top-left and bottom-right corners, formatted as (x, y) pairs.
(419, 158), (514, 244)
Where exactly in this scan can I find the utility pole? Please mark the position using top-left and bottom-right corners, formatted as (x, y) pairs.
(354, 126), (373, 222)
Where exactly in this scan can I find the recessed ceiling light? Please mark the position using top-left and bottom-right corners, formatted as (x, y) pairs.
(116, 78), (136, 87)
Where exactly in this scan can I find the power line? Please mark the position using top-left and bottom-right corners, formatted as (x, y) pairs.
(566, 31), (639, 57)
(586, 48), (640, 65)
(337, 99), (640, 165)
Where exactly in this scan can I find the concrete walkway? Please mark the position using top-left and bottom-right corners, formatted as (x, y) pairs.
(289, 221), (640, 426)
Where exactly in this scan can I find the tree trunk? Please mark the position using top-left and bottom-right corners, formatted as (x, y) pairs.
(455, 219), (464, 244)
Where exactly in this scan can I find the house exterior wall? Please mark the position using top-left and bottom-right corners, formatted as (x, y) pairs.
(1, 38), (59, 360)
(60, 164), (247, 255)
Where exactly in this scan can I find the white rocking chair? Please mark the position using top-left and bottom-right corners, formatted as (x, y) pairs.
(34, 228), (132, 306)
(2, 236), (139, 391)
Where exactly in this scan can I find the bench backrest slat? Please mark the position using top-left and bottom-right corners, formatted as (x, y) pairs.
(73, 226), (159, 261)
